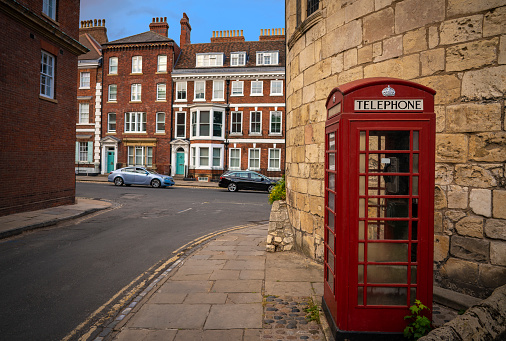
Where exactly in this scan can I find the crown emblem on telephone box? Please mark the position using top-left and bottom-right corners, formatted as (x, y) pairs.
(382, 85), (396, 97)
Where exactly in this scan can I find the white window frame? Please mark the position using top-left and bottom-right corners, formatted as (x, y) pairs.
(124, 112), (146, 133)
(229, 148), (241, 170)
(157, 55), (167, 72)
(250, 80), (263, 96)
(42, 0), (56, 20)
(230, 111), (243, 135)
(156, 112), (165, 133)
(80, 72), (90, 89)
(108, 84), (117, 102)
(212, 80), (224, 101)
(128, 146), (153, 167)
(256, 51), (279, 65)
(268, 148), (281, 171)
(175, 112), (186, 138)
(132, 56), (142, 73)
(250, 111), (262, 135)
(78, 103), (90, 124)
(191, 144), (224, 170)
(231, 81), (244, 96)
(107, 113), (116, 133)
(212, 147), (221, 167)
(269, 111), (282, 135)
(190, 108), (225, 139)
(199, 147), (209, 167)
(230, 52), (246, 66)
(270, 80), (283, 96)
(131, 84), (141, 102)
(109, 57), (118, 74)
(176, 82), (187, 101)
(40, 50), (54, 99)
(78, 142), (89, 162)
(248, 148), (261, 170)
(194, 81), (206, 101)
(196, 53), (224, 67)
(157, 83), (166, 101)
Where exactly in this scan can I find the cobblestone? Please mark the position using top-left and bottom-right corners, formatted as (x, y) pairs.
(262, 296), (324, 340)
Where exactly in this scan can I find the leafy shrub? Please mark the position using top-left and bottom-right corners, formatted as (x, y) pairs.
(404, 300), (432, 340)
(268, 176), (286, 204)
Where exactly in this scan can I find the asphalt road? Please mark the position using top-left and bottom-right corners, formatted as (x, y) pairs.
(0, 182), (272, 340)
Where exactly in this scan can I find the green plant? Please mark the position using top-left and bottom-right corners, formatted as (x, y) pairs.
(305, 297), (320, 324)
(404, 300), (432, 340)
(268, 176), (286, 204)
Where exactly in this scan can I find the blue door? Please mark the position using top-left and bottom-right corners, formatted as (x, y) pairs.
(176, 152), (185, 175)
(107, 150), (115, 173)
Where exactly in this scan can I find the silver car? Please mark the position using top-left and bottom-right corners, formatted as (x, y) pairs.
(108, 167), (175, 188)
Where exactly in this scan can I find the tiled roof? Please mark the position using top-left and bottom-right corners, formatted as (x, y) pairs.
(78, 33), (101, 60)
(175, 39), (285, 69)
(103, 31), (175, 46)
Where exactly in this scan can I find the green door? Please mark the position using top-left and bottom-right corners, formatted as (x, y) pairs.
(107, 150), (115, 173)
(176, 152), (185, 175)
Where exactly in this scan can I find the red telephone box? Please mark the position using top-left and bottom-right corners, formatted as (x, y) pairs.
(323, 78), (436, 339)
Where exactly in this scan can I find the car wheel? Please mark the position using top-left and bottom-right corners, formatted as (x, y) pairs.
(268, 185), (275, 193)
(151, 179), (161, 188)
(114, 177), (124, 186)
(227, 183), (238, 192)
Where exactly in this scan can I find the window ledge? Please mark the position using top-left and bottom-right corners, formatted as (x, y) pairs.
(107, 100), (117, 104)
(156, 71), (168, 74)
(156, 100), (167, 103)
(130, 72), (143, 75)
(129, 101), (142, 104)
(270, 93), (284, 96)
(39, 95), (58, 104)
(229, 133), (243, 136)
(249, 133), (262, 136)
(108, 73), (118, 76)
(124, 132), (147, 134)
(231, 94), (244, 97)
(175, 99), (187, 103)
(79, 87), (91, 90)
(106, 132), (117, 135)
(212, 99), (225, 102)
(269, 133), (283, 136)
(155, 132), (166, 135)
(194, 99), (206, 102)
(250, 94), (264, 97)
(268, 168), (281, 172)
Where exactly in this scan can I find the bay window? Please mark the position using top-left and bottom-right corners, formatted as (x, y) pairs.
(128, 146), (153, 167)
(190, 109), (224, 138)
(190, 145), (224, 169)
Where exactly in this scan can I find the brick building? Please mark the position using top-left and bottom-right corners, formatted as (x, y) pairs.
(172, 24), (286, 181)
(76, 19), (108, 175)
(285, 0), (505, 299)
(100, 17), (181, 174)
(0, 0), (87, 216)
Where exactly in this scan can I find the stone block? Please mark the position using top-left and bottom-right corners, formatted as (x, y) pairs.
(303, 58), (332, 85)
(373, 42), (382, 58)
(434, 211), (443, 233)
(454, 164), (498, 187)
(428, 25), (439, 49)
(418, 74), (461, 105)
(403, 27), (427, 54)
(455, 216), (484, 238)
(448, 185), (468, 209)
(485, 219), (506, 240)
(345, 0), (375, 23)
(395, 0), (445, 34)
(343, 48), (358, 70)
(446, 210), (467, 222)
(303, 83), (316, 104)
(434, 186), (447, 210)
(441, 257), (479, 284)
(322, 20), (362, 59)
(469, 132), (506, 162)
(299, 44), (315, 72)
(435, 163), (453, 185)
(300, 211), (314, 234)
(500, 36), (506, 65)
(331, 53), (344, 74)
(490, 241), (506, 266)
(434, 234), (450, 262)
(364, 54), (419, 79)
(421, 48), (445, 76)
(446, 38), (499, 72)
(470, 189), (492, 217)
(435, 134), (468, 163)
(485, 6), (506, 36)
(266, 234), (273, 244)
(440, 15), (483, 45)
(315, 75), (338, 101)
(479, 264), (506, 288)
(447, 0), (505, 17)
(375, 0), (393, 10)
(493, 190), (506, 219)
(462, 65), (506, 100)
(374, 35), (403, 62)
(363, 7), (394, 44)
(338, 66), (364, 84)
(357, 44), (373, 64)
(307, 179), (322, 197)
(447, 103), (502, 133)
(450, 236), (489, 262)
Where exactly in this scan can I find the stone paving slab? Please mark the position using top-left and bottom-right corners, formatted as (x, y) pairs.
(204, 303), (263, 329)
(129, 304), (210, 329)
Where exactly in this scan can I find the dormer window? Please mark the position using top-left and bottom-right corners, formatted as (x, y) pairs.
(256, 51), (279, 65)
(230, 52), (246, 66)
(196, 53), (224, 67)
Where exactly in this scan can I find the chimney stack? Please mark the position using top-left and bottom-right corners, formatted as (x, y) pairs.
(149, 17), (169, 37)
(180, 12), (191, 48)
(79, 19), (108, 44)
(259, 28), (285, 41)
(210, 29), (245, 43)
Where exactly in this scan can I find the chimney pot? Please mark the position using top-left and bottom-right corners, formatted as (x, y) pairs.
(241, 29), (243, 36)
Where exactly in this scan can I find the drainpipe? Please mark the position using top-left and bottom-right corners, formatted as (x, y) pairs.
(224, 79), (230, 172)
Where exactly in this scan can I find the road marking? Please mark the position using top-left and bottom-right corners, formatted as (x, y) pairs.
(177, 208), (192, 214)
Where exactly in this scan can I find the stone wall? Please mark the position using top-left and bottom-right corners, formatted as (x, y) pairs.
(285, 0), (506, 297)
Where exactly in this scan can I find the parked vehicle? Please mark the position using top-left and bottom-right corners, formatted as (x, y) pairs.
(218, 170), (277, 193)
(108, 167), (175, 188)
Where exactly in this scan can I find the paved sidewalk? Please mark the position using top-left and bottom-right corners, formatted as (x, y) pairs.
(105, 224), (327, 341)
(0, 197), (112, 239)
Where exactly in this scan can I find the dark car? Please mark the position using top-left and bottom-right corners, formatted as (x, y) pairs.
(218, 170), (278, 193)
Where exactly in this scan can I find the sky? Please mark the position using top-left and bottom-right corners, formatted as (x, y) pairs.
(80, 0), (285, 44)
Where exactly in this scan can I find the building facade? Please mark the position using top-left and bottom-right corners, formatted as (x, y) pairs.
(172, 27), (286, 180)
(76, 19), (108, 175)
(0, 0), (87, 216)
(285, 0), (506, 298)
(100, 17), (181, 175)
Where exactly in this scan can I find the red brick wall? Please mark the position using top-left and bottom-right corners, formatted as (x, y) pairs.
(102, 45), (177, 174)
(0, 0), (81, 216)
